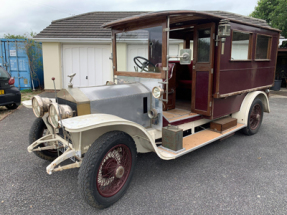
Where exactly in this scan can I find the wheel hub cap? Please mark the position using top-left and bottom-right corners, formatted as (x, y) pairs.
(115, 166), (125, 178)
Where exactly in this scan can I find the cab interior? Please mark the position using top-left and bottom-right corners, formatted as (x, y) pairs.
(162, 28), (197, 122)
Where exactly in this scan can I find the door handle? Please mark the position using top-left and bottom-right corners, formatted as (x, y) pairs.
(193, 65), (195, 69)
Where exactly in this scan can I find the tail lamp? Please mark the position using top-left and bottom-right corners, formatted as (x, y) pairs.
(8, 77), (15, 85)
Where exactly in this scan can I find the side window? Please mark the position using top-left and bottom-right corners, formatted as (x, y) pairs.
(255, 34), (272, 59)
(231, 31), (252, 60)
(197, 28), (211, 62)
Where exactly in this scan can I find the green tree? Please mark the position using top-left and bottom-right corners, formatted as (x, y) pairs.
(3, 32), (43, 89)
(250, 0), (287, 38)
(271, 0), (287, 39)
(3, 33), (27, 39)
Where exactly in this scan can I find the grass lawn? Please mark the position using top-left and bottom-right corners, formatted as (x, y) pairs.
(0, 89), (43, 121)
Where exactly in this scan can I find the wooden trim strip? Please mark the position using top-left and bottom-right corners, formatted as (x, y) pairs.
(214, 85), (272, 98)
(229, 60), (253, 62)
(114, 71), (162, 79)
(254, 59), (271, 62)
(112, 30), (117, 75)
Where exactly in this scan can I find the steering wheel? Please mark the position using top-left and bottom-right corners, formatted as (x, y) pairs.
(133, 56), (156, 72)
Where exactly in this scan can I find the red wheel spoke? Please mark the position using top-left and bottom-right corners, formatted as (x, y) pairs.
(96, 144), (132, 197)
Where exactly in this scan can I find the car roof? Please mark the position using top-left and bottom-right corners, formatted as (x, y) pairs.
(102, 10), (280, 32)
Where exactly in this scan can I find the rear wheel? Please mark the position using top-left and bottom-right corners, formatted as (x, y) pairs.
(29, 118), (58, 161)
(5, 103), (18, 110)
(78, 131), (137, 209)
(242, 98), (264, 135)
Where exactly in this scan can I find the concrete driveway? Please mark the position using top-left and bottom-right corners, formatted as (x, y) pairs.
(0, 96), (287, 215)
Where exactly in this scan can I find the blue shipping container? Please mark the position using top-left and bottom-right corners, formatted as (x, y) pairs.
(0, 39), (44, 90)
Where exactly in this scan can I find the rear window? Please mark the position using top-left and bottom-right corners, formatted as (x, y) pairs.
(0, 67), (10, 80)
(255, 34), (272, 59)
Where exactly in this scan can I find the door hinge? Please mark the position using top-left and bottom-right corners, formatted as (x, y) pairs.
(211, 68), (213, 74)
(209, 101), (212, 107)
(163, 28), (170, 32)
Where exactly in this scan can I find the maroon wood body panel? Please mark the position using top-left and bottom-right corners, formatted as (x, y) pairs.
(212, 93), (247, 119)
(217, 22), (279, 95)
(219, 67), (274, 94)
(195, 71), (209, 110)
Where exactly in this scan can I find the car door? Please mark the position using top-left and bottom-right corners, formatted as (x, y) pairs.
(191, 23), (215, 116)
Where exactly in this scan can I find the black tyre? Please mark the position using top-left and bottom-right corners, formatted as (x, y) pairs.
(29, 118), (58, 161)
(5, 103), (18, 110)
(242, 98), (264, 135)
(78, 131), (137, 209)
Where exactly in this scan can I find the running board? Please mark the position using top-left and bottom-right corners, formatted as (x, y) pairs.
(158, 123), (245, 159)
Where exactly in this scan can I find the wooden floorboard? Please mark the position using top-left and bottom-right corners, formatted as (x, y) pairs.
(163, 108), (198, 122)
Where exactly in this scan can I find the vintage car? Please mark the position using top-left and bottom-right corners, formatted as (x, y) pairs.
(24, 11), (280, 209)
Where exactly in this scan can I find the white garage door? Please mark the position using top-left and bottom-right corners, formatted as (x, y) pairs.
(63, 45), (111, 88)
(127, 44), (179, 71)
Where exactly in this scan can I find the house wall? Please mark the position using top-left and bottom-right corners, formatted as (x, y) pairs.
(42, 42), (62, 89)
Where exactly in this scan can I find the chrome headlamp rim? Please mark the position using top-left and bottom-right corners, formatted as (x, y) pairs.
(32, 96), (51, 118)
(32, 96), (42, 117)
(152, 86), (164, 99)
(48, 103), (73, 128)
(48, 103), (60, 128)
(148, 108), (158, 119)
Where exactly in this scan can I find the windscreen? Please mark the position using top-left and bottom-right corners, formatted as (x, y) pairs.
(116, 26), (162, 73)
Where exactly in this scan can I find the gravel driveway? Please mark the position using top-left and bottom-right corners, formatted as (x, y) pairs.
(0, 97), (287, 215)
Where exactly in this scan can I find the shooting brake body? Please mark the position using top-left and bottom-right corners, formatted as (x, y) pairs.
(24, 10), (279, 209)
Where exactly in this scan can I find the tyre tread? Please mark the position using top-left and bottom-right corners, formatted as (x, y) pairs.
(242, 98), (264, 136)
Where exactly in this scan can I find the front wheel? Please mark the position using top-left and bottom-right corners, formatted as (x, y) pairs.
(242, 98), (264, 135)
(78, 131), (137, 209)
(29, 118), (58, 161)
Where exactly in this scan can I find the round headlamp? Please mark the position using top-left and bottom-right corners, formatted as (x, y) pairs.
(32, 96), (51, 117)
(48, 103), (73, 128)
(152, 86), (164, 99)
(148, 108), (158, 119)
